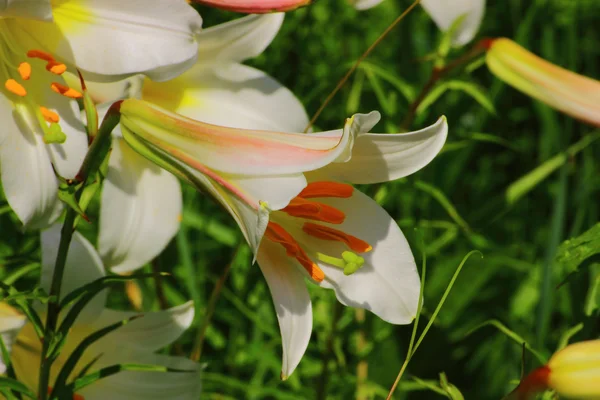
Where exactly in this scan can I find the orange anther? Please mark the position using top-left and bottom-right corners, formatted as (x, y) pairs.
(46, 61), (67, 75)
(298, 181), (354, 199)
(40, 106), (59, 123)
(27, 49), (55, 62)
(303, 223), (372, 253)
(50, 82), (82, 99)
(282, 197), (345, 224)
(265, 222), (324, 282)
(5, 79), (27, 96)
(18, 62), (31, 80)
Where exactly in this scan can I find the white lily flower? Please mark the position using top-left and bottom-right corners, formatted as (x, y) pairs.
(93, 14), (307, 273)
(9, 224), (200, 399)
(0, 0), (202, 229)
(118, 96), (448, 378)
(349, 0), (485, 46)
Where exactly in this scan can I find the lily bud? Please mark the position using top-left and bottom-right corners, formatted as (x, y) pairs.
(192, 0), (311, 13)
(508, 340), (600, 400)
(485, 38), (600, 127)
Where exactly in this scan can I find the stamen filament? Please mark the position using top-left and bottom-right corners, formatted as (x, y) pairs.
(265, 222), (325, 282)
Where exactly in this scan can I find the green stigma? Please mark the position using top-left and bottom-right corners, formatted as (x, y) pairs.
(44, 122), (67, 144)
(316, 251), (365, 276)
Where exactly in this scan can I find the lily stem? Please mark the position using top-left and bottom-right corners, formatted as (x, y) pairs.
(304, 0), (421, 132)
(37, 99), (122, 400)
(400, 42), (487, 130)
(38, 208), (77, 400)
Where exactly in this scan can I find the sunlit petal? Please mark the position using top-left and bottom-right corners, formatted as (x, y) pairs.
(99, 138), (182, 273)
(257, 239), (312, 379)
(313, 116), (447, 184)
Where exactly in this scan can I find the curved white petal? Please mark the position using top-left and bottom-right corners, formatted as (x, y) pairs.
(0, 94), (62, 229)
(141, 63), (308, 132)
(82, 351), (200, 400)
(302, 190), (420, 324)
(0, 0), (52, 20)
(313, 116), (447, 184)
(93, 301), (194, 353)
(197, 13), (284, 63)
(11, 0), (202, 82)
(63, 71), (145, 104)
(121, 99), (377, 177)
(257, 239), (312, 379)
(421, 0), (486, 46)
(0, 303), (27, 375)
(99, 138), (182, 273)
(41, 224), (107, 324)
(350, 0), (384, 10)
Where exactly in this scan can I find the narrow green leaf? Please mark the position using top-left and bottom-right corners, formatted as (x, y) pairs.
(0, 377), (36, 399)
(556, 323), (584, 351)
(464, 319), (547, 364)
(346, 69), (364, 114)
(68, 363), (196, 393)
(506, 133), (600, 204)
(414, 180), (471, 234)
(51, 316), (142, 398)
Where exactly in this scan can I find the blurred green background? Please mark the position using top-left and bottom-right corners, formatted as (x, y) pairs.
(2, 0), (600, 399)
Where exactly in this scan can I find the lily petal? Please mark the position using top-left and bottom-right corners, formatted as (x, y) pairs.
(350, 0), (384, 10)
(0, 303), (27, 375)
(197, 13), (284, 63)
(257, 239), (312, 379)
(486, 38), (600, 127)
(41, 224), (107, 324)
(142, 63), (309, 132)
(421, 0), (485, 46)
(120, 99), (378, 177)
(92, 301), (194, 352)
(99, 138), (182, 273)
(194, 0), (310, 13)
(313, 116), (448, 184)
(0, 94), (62, 229)
(0, 0), (53, 21)
(83, 351), (200, 400)
(10, 0), (202, 82)
(303, 189), (420, 324)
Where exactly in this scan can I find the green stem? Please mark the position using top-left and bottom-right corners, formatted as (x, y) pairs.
(38, 100), (122, 399)
(38, 208), (77, 400)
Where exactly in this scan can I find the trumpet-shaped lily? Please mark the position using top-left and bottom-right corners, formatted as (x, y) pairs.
(507, 340), (600, 400)
(118, 97), (448, 378)
(0, 0), (202, 229)
(87, 14), (309, 273)
(192, 0), (310, 13)
(349, 0), (485, 46)
(486, 38), (600, 127)
(8, 224), (200, 399)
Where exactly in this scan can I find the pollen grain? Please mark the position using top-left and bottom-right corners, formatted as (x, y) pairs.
(40, 106), (60, 123)
(5, 79), (27, 96)
(50, 82), (82, 98)
(18, 62), (31, 80)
